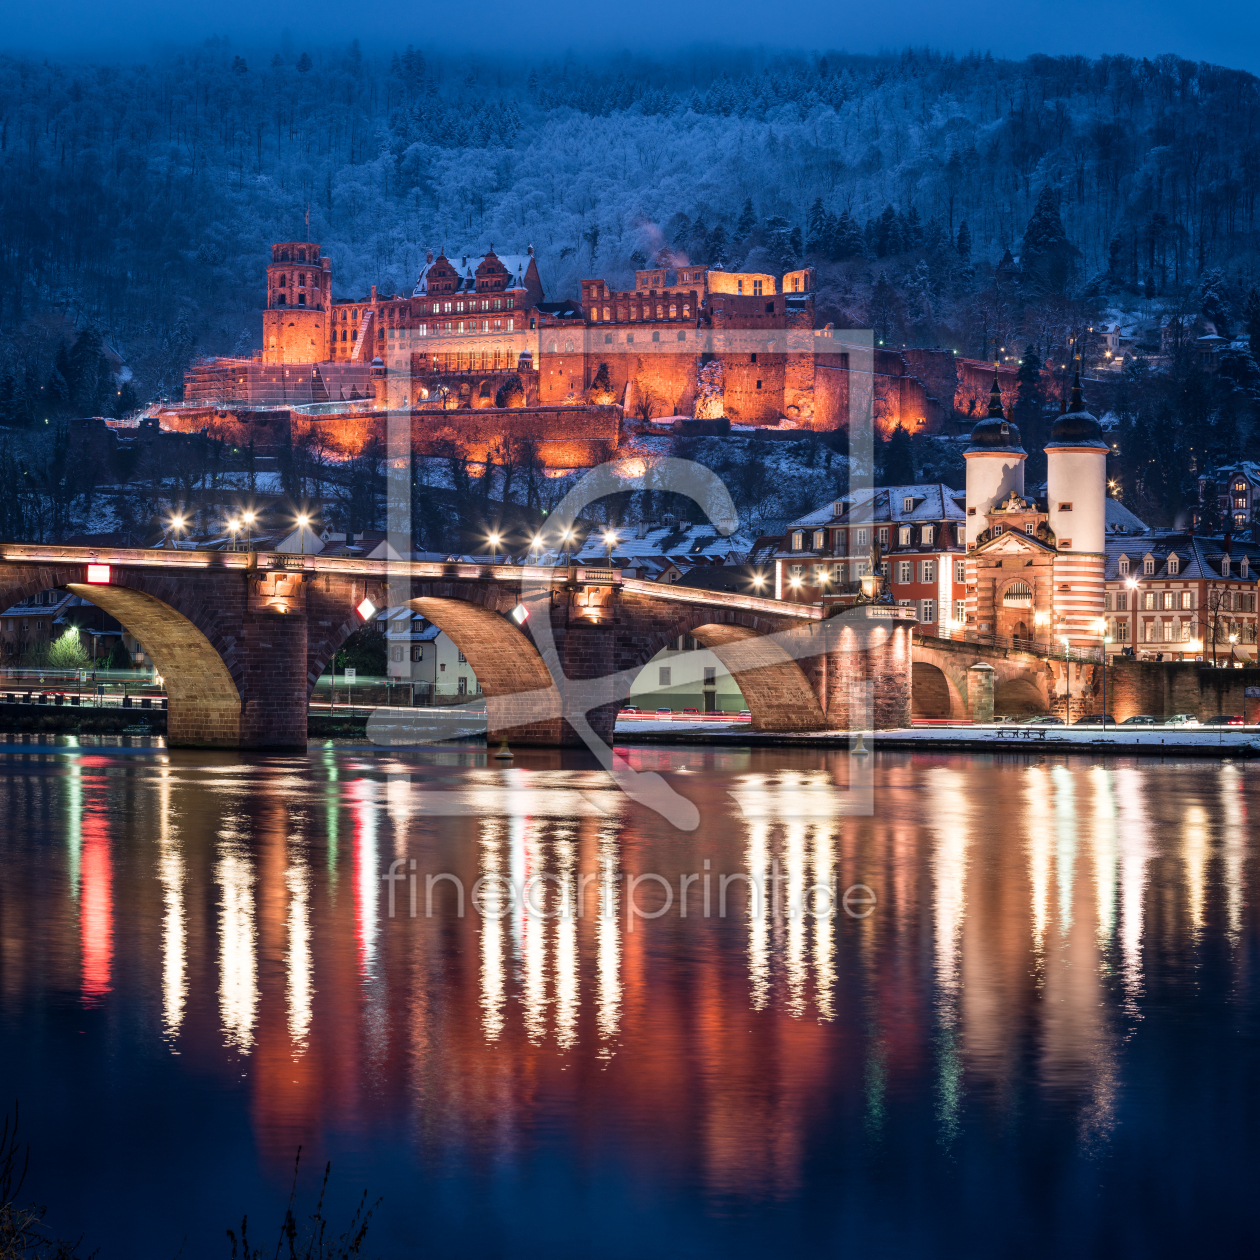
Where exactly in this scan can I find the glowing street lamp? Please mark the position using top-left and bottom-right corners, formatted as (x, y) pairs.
(242, 509), (256, 551)
(227, 519), (240, 552)
(602, 529), (618, 562)
(295, 513), (310, 556)
(488, 531), (501, 563)
(1062, 635), (1072, 720)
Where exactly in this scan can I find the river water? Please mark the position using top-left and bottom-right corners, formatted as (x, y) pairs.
(1, 736), (1257, 1258)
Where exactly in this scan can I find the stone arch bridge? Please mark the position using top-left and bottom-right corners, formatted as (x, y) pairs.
(0, 546), (916, 749)
(912, 632), (1092, 720)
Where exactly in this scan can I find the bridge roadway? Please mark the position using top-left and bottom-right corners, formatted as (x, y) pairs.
(0, 544), (917, 749)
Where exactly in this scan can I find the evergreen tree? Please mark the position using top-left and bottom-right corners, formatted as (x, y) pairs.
(880, 425), (916, 485)
(956, 219), (971, 262)
(735, 198), (756, 240)
(806, 198), (827, 254)
(787, 225), (803, 262)
(1020, 186), (1079, 296)
(904, 205), (923, 251)
(874, 205), (898, 257)
(1013, 345), (1049, 481)
(706, 223), (727, 263)
(297, 52), (312, 72)
(1243, 287), (1260, 354)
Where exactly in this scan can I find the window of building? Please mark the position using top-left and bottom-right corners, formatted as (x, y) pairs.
(1242, 558), (1250, 579)
(753, 279), (763, 296)
(898, 561), (913, 584)
(1181, 590), (1193, 609)
(1168, 555), (1180, 574)
(813, 529), (825, 550)
(391, 646), (403, 663)
(1105, 593), (1113, 611)
(755, 379), (761, 388)
(954, 600), (966, 624)
(994, 525), (1004, 536)
(899, 526), (911, 546)
(855, 528), (869, 547)
(1143, 592), (1156, 610)
(1119, 558), (1130, 576)
(703, 666), (716, 686)
(955, 560), (966, 583)
(922, 526), (934, 546)
(1181, 623), (1192, 642)
(1144, 622), (1155, 641)
(1058, 502), (1073, 512)
(659, 667), (672, 687)
(790, 530), (804, 551)
(457, 650), (466, 663)
(677, 330), (686, 341)
(1163, 621), (1176, 642)
(653, 331), (661, 342)
(1143, 557), (1155, 574)
(1116, 623), (1129, 641)
(903, 497), (915, 512)
(877, 527), (889, 546)
(1116, 591), (1127, 611)
(922, 560), (937, 583)
(1161, 591), (1174, 610)
(920, 599), (937, 623)
(1222, 557), (1231, 577)
(1025, 522), (1036, 535)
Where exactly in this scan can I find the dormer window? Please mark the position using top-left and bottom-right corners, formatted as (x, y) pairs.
(1242, 557), (1251, 579)
(1168, 554), (1179, 575)
(1222, 557), (1231, 577)
(899, 526), (911, 546)
(1143, 556), (1155, 575)
(833, 500), (844, 516)
(903, 496), (915, 512)
(791, 531), (804, 551)
(922, 526), (934, 546)
(813, 529), (825, 550)
(1119, 557), (1130, 576)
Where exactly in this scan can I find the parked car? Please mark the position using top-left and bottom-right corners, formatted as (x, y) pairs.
(620, 705), (639, 714)
(1165, 714), (1201, 727)
(1023, 715), (1065, 725)
(1120, 715), (1159, 725)
(654, 707), (673, 715)
(1072, 715), (1116, 726)
(1203, 715), (1245, 726)
(680, 707), (699, 716)
(739, 710), (752, 717)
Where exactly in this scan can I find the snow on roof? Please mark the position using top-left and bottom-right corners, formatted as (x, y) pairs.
(1104, 497), (1151, 534)
(412, 251), (534, 297)
(572, 522), (753, 561)
(785, 483), (966, 529)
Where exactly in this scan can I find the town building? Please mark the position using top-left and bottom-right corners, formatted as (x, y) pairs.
(1200, 462), (1260, 534)
(771, 484), (967, 633)
(378, 608), (482, 701)
(1105, 535), (1259, 661)
(626, 635), (745, 714)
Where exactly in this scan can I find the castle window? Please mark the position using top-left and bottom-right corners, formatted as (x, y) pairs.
(298, 294), (306, 306)
(652, 331), (661, 342)
(456, 302), (464, 313)
(751, 353), (758, 364)
(444, 302), (452, 313)
(564, 340), (574, 353)
(677, 331), (686, 341)
(506, 298), (513, 309)
(682, 304), (690, 318)
(299, 273), (306, 287)
(507, 318), (514, 331)
(669, 304), (677, 318)
(604, 334), (612, 344)
(298, 249), (306, 262)
(766, 302), (775, 314)
(604, 306), (611, 321)
(278, 273), (286, 286)
(1058, 502), (1073, 512)
(753, 279), (763, 296)
(548, 341), (558, 354)
(494, 299), (502, 311)
(277, 294), (286, 305)
(656, 305), (664, 319)
(737, 279), (744, 294)
(351, 329), (356, 340)
(626, 333), (634, 344)
(755, 379), (761, 388)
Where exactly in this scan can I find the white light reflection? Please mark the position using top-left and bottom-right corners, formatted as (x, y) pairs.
(746, 812), (770, 1011)
(286, 855), (313, 1051)
(1219, 765), (1245, 944)
(596, 824), (621, 1048)
(1115, 768), (1151, 1006)
(1052, 765), (1077, 937)
(1089, 766), (1119, 951)
(217, 826), (258, 1053)
(554, 829), (579, 1050)
(479, 819), (507, 1041)
(520, 818), (548, 1044)
(812, 825), (836, 1021)
(158, 768), (186, 1042)
(1026, 767), (1052, 968)
(353, 780), (379, 978)
(784, 820), (807, 1019)
(930, 769), (970, 1007)
(1182, 804), (1208, 937)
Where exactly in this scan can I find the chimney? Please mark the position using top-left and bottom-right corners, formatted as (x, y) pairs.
(370, 285), (377, 302)
(426, 250), (433, 263)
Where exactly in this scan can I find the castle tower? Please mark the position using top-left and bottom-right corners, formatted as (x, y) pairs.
(1045, 370), (1109, 649)
(964, 369), (1026, 548)
(262, 242), (332, 365)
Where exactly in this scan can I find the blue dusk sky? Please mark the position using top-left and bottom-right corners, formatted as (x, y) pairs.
(3, 0), (1260, 73)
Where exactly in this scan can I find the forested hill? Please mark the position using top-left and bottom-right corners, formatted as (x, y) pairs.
(1, 41), (1259, 405)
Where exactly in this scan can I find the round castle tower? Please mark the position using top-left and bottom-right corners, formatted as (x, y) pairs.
(1046, 370), (1110, 649)
(963, 369), (1026, 549)
(262, 241), (332, 365)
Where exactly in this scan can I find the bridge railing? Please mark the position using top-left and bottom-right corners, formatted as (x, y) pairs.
(914, 624), (1103, 664)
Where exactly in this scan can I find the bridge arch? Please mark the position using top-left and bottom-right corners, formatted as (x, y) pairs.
(626, 607), (825, 732)
(912, 660), (964, 719)
(66, 583), (243, 744)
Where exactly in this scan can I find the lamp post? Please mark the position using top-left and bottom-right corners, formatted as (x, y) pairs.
(228, 520), (240, 552)
(603, 529), (618, 564)
(1103, 633), (1113, 724)
(1062, 635), (1072, 722)
(488, 531), (501, 564)
(170, 513), (186, 549)
(295, 513), (310, 556)
(243, 510), (255, 551)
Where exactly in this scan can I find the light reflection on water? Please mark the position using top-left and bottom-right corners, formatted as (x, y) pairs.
(1, 739), (1259, 1258)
